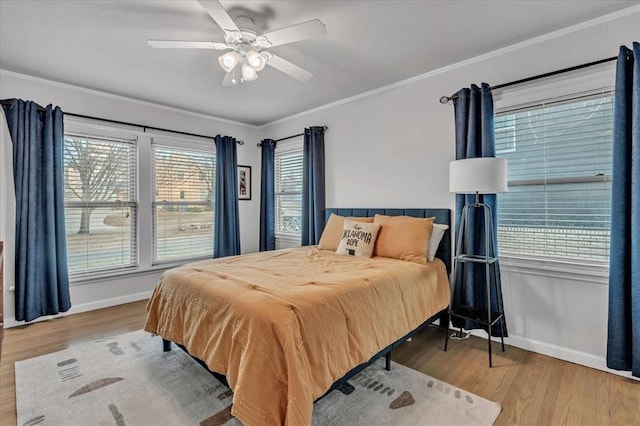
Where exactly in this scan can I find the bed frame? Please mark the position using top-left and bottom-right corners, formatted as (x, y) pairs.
(162, 208), (451, 399)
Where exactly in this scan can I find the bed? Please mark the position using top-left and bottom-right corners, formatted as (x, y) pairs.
(144, 208), (451, 426)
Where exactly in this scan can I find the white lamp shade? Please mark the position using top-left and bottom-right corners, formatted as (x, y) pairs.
(218, 51), (240, 72)
(449, 157), (508, 194)
(246, 50), (266, 71)
(242, 62), (258, 80)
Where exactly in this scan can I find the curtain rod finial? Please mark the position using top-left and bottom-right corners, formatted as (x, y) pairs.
(439, 96), (451, 104)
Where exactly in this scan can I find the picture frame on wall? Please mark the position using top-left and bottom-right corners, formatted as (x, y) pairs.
(238, 165), (251, 200)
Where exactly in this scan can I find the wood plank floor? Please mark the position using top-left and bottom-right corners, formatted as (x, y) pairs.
(1, 300), (639, 425)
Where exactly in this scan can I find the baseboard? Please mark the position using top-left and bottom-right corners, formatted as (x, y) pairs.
(466, 329), (638, 380)
(3, 290), (152, 328)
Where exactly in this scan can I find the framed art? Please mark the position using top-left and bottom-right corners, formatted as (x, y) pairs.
(238, 165), (251, 200)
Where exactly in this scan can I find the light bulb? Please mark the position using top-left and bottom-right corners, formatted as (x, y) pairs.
(218, 51), (239, 72)
(242, 62), (258, 81)
(246, 50), (266, 71)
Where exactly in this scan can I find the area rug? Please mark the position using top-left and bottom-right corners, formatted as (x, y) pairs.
(15, 330), (501, 425)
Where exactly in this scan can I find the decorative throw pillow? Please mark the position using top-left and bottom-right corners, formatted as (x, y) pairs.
(336, 220), (381, 258)
(318, 214), (375, 251)
(373, 215), (435, 264)
(427, 223), (449, 262)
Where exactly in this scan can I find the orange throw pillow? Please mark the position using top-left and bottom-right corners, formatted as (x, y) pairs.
(373, 215), (435, 264)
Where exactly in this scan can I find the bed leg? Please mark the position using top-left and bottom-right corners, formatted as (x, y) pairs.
(438, 308), (449, 331)
(162, 339), (172, 352)
(385, 351), (391, 371)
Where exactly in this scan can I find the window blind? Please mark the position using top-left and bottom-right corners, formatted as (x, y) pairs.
(495, 93), (613, 262)
(152, 144), (215, 263)
(275, 149), (303, 235)
(63, 135), (137, 276)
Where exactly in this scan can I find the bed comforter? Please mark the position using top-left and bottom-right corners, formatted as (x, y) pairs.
(144, 247), (450, 425)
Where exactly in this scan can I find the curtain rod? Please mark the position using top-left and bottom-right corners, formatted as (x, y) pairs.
(0, 103), (244, 145)
(439, 55), (618, 104)
(256, 125), (328, 147)
(65, 112), (244, 144)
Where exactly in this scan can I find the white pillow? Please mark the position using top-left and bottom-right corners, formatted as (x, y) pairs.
(336, 220), (381, 258)
(427, 223), (449, 262)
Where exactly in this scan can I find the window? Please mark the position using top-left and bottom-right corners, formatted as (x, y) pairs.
(495, 93), (613, 263)
(60, 119), (219, 282)
(495, 115), (516, 154)
(275, 140), (303, 240)
(63, 134), (137, 276)
(152, 144), (215, 263)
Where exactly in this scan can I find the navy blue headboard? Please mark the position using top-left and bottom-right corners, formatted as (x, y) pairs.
(324, 208), (452, 273)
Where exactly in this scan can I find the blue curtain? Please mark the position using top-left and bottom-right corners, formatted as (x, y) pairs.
(1, 99), (71, 322)
(452, 84), (507, 337)
(214, 135), (240, 258)
(607, 42), (639, 378)
(259, 139), (276, 251)
(301, 126), (326, 246)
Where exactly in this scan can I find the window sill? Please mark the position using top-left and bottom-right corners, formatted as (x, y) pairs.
(69, 260), (199, 286)
(499, 255), (609, 285)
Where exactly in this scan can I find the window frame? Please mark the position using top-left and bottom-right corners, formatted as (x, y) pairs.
(274, 137), (304, 247)
(492, 64), (615, 283)
(61, 120), (218, 285)
(151, 139), (216, 265)
(63, 123), (139, 279)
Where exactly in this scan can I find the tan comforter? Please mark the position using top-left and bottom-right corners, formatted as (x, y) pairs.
(144, 247), (450, 426)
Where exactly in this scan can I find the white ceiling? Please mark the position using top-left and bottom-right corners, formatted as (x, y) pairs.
(1, 1), (638, 126)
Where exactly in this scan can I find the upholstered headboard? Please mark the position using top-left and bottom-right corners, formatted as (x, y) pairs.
(324, 208), (452, 273)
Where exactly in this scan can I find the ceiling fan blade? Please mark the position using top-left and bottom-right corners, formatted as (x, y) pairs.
(147, 40), (229, 50)
(222, 71), (236, 86)
(261, 19), (326, 47)
(198, 0), (239, 33)
(266, 54), (313, 82)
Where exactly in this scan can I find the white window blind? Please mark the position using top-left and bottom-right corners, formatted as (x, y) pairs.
(152, 144), (215, 263)
(63, 134), (138, 276)
(495, 92), (613, 263)
(275, 148), (303, 236)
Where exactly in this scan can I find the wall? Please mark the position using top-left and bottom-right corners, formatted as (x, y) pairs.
(0, 71), (261, 326)
(259, 9), (639, 375)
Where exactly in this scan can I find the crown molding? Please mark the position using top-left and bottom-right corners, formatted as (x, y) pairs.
(0, 69), (259, 129)
(260, 4), (640, 129)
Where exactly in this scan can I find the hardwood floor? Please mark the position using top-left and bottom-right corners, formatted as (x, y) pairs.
(1, 301), (639, 425)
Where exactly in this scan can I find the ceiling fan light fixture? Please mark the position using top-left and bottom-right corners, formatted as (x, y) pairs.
(218, 51), (240, 72)
(151, 1), (326, 86)
(242, 62), (258, 81)
(246, 50), (266, 71)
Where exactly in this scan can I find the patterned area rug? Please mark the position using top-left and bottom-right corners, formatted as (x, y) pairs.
(15, 330), (501, 425)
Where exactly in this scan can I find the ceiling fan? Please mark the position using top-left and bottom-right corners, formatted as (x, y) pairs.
(148, 0), (326, 86)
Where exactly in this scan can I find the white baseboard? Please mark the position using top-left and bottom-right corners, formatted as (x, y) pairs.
(3, 290), (152, 328)
(467, 329), (638, 380)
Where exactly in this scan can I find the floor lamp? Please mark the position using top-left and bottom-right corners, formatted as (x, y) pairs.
(445, 157), (508, 367)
